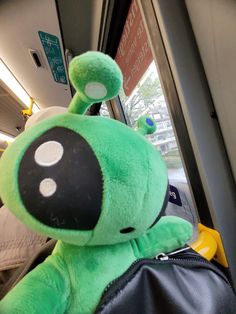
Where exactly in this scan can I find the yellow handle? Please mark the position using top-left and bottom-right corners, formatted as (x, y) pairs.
(191, 228), (217, 261)
(22, 97), (34, 117)
(190, 223), (228, 267)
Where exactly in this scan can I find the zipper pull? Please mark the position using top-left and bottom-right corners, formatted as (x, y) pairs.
(156, 247), (191, 261)
(156, 253), (169, 261)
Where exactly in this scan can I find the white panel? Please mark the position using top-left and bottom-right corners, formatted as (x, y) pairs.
(91, 0), (104, 50)
(0, 0), (72, 109)
(186, 0), (236, 180)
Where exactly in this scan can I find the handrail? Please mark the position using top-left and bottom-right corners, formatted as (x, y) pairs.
(22, 97), (34, 117)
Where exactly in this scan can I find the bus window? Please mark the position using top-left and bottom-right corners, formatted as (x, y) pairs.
(119, 61), (185, 182)
(115, 0), (199, 234)
(100, 102), (110, 118)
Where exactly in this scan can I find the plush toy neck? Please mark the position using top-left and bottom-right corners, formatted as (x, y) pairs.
(68, 92), (92, 115)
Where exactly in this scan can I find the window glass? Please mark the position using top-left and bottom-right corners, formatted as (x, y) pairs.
(108, 0), (199, 238)
(119, 61), (186, 181)
(119, 60), (199, 241)
(99, 102), (110, 118)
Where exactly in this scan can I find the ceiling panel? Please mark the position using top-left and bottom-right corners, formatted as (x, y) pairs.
(0, 0), (72, 109)
(0, 0), (104, 153)
(0, 82), (25, 137)
(57, 0), (104, 56)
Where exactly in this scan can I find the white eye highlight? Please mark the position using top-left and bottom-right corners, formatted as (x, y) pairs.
(34, 141), (64, 166)
(39, 178), (57, 197)
(84, 82), (107, 99)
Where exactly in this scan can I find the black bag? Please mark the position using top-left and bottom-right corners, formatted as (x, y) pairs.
(96, 247), (236, 314)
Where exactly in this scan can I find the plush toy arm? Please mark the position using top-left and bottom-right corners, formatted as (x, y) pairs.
(131, 216), (193, 259)
(0, 255), (70, 314)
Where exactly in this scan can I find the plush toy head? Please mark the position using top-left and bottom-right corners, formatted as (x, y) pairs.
(0, 51), (168, 246)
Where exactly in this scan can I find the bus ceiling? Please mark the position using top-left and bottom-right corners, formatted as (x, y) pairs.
(0, 0), (113, 147)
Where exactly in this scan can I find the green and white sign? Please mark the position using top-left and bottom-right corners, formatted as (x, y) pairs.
(38, 31), (68, 85)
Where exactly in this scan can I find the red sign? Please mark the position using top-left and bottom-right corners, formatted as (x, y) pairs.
(115, 0), (153, 96)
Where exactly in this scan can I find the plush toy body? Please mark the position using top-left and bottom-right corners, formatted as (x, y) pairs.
(1, 216), (190, 313)
(0, 52), (192, 313)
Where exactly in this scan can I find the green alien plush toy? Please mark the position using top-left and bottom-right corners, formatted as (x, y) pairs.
(0, 52), (192, 313)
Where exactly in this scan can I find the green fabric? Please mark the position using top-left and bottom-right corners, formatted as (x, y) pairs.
(137, 115), (156, 135)
(0, 114), (168, 246)
(68, 52), (122, 114)
(0, 51), (193, 313)
(0, 216), (192, 314)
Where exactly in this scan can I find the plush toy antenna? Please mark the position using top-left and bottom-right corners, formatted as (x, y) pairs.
(137, 116), (156, 135)
(68, 51), (123, 114)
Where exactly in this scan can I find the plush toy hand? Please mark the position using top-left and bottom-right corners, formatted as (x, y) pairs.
(131, 216), (193, 259)
(0, 255), (69, 314)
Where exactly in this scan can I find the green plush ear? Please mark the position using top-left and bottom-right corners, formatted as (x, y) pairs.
(137, 116), (156, 135)
(68, 51), (123, 114)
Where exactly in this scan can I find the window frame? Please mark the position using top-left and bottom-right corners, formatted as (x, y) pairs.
(100, 0), (209, 223)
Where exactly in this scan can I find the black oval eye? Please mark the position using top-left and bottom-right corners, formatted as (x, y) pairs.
(18, 127), (103, 230)
(120, 227), (135, 234)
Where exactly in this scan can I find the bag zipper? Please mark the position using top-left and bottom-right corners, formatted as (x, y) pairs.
(156, 247), (232, 288)
(102, 247), (191, 297)
(98, 247), (233, 310)
(156, 246), (191, 260)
